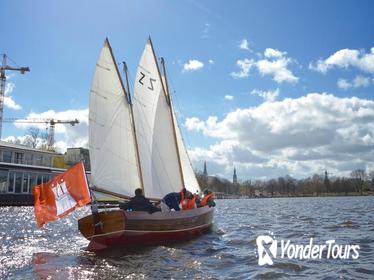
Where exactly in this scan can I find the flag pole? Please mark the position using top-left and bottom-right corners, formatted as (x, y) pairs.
(82, 161), (103, 234)
(89, 190), (103, 234)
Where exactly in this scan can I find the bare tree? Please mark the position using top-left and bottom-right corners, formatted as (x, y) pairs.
(24, 127), (41, 148)
(266, 179), (277, 197)
(277, 177), (286, 195)
(350, 169), (366, 195)
(23, 127), (50, 150)
(311, 174), (323, 195)
(369, 171), (374, 191)
(285, 175), (296, 196)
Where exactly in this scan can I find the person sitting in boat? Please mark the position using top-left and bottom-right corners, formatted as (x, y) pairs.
(194, 190), (202, 208)
(200, 189), (216, 207)
(160, 188), (187, 212)
(181, 191), (198, 210)
(193, 190), (201, 208)
(119, 188), (161, 213)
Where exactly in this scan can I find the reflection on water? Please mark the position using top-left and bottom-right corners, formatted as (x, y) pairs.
(0, 197), (373, 279)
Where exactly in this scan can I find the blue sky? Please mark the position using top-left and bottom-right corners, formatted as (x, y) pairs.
(1, 0), (374, 180)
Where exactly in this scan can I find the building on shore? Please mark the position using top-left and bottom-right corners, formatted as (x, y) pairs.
(0, 141), (90, 206)
(64, 147), (90, 171)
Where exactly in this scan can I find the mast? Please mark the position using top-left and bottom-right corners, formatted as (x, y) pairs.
(148, 37), (185, 188)
(123, 61), (145, 192)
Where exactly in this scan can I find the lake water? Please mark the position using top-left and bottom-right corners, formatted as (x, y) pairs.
(1, 197), (373, 279)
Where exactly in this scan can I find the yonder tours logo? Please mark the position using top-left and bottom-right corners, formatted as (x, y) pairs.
(256, 235), (360, 266)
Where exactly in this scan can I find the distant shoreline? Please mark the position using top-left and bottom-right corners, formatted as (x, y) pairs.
(216, 191), (374, 199)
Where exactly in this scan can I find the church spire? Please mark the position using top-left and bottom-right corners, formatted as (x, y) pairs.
(203, 161), (208, 177)
(233, 167), (237, 184)
(324, 170), (330, 193)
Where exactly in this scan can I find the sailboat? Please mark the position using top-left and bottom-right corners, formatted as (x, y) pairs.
(78, 38), (214, 251)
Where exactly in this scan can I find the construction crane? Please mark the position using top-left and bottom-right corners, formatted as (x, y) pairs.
(0, 54), (30, 140)
(3, 118), (79, 149)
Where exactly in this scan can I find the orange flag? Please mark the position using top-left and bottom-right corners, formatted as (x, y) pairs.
(33, 162), (91, 227)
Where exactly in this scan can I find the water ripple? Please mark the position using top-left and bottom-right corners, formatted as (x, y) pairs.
(0, 197), (373, 279)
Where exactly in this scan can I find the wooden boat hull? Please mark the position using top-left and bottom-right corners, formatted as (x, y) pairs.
(78, 206), (214, 251)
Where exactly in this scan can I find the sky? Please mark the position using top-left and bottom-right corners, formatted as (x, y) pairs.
(1, 0), (374, 181)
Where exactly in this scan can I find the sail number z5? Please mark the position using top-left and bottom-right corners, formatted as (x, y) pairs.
(139, 72), (156, 91)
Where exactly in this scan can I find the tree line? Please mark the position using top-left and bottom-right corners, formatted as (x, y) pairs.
(196, 169), (374, 197)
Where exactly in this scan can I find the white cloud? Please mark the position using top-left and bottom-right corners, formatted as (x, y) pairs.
(4, 96), (22, 110)
(239, 39), (250, 51)
(202, 23), (211, 38)
(231, 48), (298, 83)
(12, 108), (88, 152)
(208, 59), (214, 64)
(185, 93), (374, 179)
(256, 58), (298, 83)
(189, 140), (267, 175)
(352, 75), (370, 87)
(3, 82), (22, 110)
(185, 117), (206, 132)
(224, 95), (234, 101)
(337, 79), (352, 89)
(256, 53), (299, 83)
(183, 60), (204, 72)
(310, 47), (374, 74)
(264, 48), (285, 58)
(231, 58), (254, 78)
(337, 75), (371, 89)
(251, 88), (279, 102)
(4, 83), (15, 95)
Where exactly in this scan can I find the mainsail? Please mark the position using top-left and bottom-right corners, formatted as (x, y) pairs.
(89, 39), (142, 198)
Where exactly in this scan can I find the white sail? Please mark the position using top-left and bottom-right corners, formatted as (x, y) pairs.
(133, 39), (183, 199)
(89, 39), (141, 197)
(172, 106), (201, 194)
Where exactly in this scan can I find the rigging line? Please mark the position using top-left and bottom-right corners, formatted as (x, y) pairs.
(173, 103), (201, 189)
(163, 63), (194, 155)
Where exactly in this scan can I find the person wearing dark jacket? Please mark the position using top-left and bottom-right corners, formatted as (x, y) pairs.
(160, 188), (187, 212)
(119, 188), (160, 213)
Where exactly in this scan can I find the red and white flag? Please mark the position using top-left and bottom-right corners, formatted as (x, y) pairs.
(32, 162), (91, 227)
